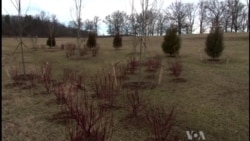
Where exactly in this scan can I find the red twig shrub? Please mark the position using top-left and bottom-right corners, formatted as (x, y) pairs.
(65, 43), (76, 58)
(126, 88), (146, 117)
(116, 64), (128, 83)
(168, 60), (183, 78)
(52, 82), (79, 104)
(145, 106), (176, 141)
(91, 70), (121, 108)
(62, 69), (86, 90)
(127, 56), (139, 74)
(63, 94), (113, 141)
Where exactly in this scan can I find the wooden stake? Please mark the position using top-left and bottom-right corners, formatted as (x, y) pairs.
(158, 64), (163, 85)
(112, 62), (117, 87)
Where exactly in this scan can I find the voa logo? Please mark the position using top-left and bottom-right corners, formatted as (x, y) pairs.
(186, 130), (206, 140)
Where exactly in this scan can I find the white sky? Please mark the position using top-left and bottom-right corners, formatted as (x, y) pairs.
(2, 0), (247, 35)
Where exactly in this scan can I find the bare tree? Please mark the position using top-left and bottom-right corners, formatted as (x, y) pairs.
(93, 16), (100, 35)
(246, 0), (249, 32)
(222, 0), (232, 32)
(198, 0), (208, 33)
(47, 14), (57, 48)
(156, 12), (167, 36)
(10, 0), (29, 75)
(104, 10), (128, 35)
(238, 7), (248, 32)
(71, 0), (84, 55)
(84, 19), (94, 32)
(185, 3), (197, 34)
(205, 0), (226, 29)
(165, 0), (188, 35)
(228, 0), (246, 32)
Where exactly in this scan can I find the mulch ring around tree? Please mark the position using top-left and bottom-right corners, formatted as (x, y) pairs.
(201, 58), (229, 64)
(122, 81), (156, 89)
(4, 73), (40, 87)
(43, 48), (61, 52)
(169, 78), (187, 83)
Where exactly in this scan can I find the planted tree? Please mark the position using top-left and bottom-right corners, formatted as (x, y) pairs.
(205, 27), (224, 60)
(86, 32), (97, 49)
(113, 33), (122, 49)
(46, 36), (56, 47)
(86, 32), (99, 57)
(161, 27), (181, 57)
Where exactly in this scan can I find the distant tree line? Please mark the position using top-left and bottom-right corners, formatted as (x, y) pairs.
(2, 12), (89, 37)
(2, 0), (249, 37)
(103, 0), (248, 36)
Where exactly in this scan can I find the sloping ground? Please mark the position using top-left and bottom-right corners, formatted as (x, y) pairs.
(2, 33), (249, 141)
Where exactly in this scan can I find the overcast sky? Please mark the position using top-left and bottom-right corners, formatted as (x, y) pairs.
(2, 0), (247, 35)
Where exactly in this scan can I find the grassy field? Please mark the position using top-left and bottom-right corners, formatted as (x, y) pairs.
(2, 33), (249, 141)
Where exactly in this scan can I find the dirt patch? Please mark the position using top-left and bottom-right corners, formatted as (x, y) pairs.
(202, 59), (228, 64)
(122, 81), (156, 89)
(169, 78), (187, 83)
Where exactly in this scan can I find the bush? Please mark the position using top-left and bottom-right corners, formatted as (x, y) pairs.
(86, 32), (97, 49)
(205, 27), (224, 60)
(145, 106), (176, 141)
(168, 60), (183, 79)
(46, 37), (56, 47)
(113, 33), (122, 49)
(161, 27), (181, 57)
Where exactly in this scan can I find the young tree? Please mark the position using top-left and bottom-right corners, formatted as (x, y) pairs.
(161, 26), (181, 57)
(10, 0), (29, 75)
(205, 27), (224, 60)
(86, 32), (97, 49)
(113, 33), (122, 49)
(47, 14), (57, 48)
(71, 0), (84, 55)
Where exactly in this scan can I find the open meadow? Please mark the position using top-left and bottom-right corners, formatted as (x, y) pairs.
(2, 33), (249, 141)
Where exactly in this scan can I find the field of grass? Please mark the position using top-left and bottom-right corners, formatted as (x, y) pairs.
(2, 32), (249, 141)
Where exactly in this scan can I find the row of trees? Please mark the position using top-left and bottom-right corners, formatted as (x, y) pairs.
(104, 0), (249, 35)
(2, 0), (249, 37)
(2, 12), (89, 37)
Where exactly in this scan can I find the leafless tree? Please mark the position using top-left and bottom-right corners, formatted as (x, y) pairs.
(197, 0), (208, 33)
(93, 16), (100, 35)
(10, 0), (29, 75)
(104, 10), (128, 35)
(71, 0), (84, 55)
(185, 3), (197, 34)
(39, 11), (48, 22)
(156, 12), (167, 36)
(47, 14), (57, 48)
(228, 0), (246, 32)
(165, 0), (188, 35)
(238, 7), (248, 32)
(222, 0), (232, 32)
(205, 0), (226, 29)
(84, 19), (94, 32)
(146, 9), (158, 36)
(246, 0), (249, 32)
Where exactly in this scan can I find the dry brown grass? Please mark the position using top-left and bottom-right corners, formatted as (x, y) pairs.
(2, 33), (249, 141)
